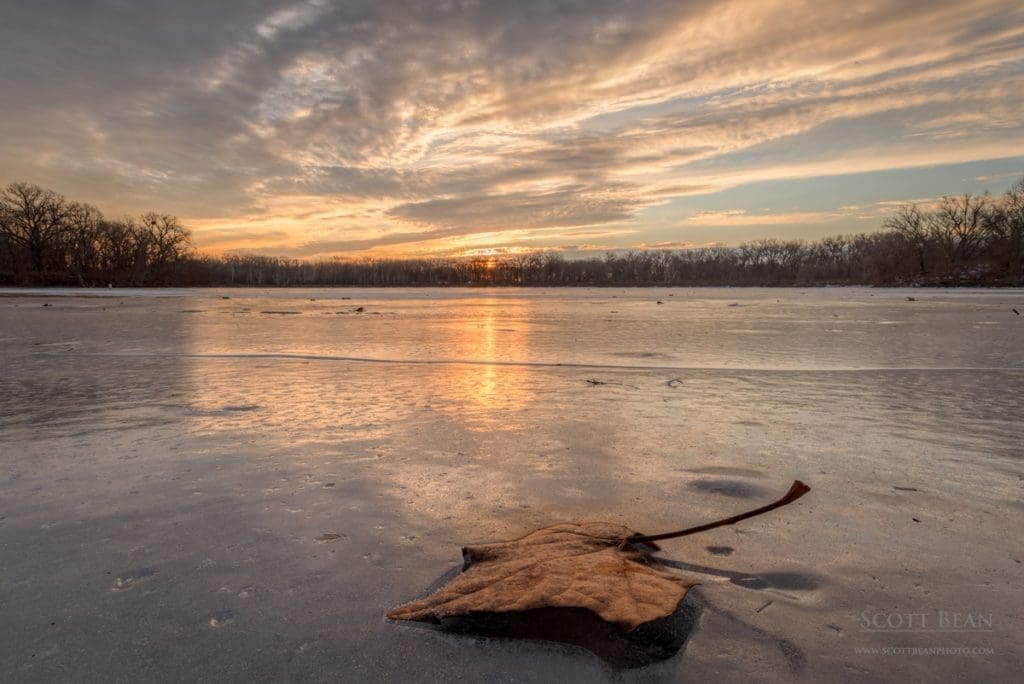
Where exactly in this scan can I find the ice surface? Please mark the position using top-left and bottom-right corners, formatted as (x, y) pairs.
(1, 287), (1022, 682)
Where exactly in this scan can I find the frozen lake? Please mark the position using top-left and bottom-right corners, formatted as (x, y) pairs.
(1, 287), (1022, 682)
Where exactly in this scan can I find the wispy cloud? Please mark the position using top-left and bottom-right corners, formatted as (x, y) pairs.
(1, 0), (1022, 256)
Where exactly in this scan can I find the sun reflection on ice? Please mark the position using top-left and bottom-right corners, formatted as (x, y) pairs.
(443, 298), (533, 432)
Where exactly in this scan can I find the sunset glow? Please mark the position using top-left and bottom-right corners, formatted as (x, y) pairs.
(2, 1), (1023, 258)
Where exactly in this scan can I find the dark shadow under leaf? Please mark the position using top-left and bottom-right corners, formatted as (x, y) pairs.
(403, 587), (704, 669)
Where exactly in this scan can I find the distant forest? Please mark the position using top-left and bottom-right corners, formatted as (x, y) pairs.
(1, 177), (1022, 287)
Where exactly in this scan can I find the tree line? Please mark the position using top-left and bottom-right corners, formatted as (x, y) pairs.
(2, 178), (1022, 287)
(0, 182), (191, 286)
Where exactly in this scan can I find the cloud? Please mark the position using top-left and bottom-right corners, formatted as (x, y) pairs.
(686, 209), (853, 227)
(0, 0), (1022, 256)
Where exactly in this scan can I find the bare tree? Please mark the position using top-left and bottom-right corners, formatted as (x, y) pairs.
(64, 202), (103, 285)
(883, 203), (929, 274)
(984, 179), (1024, 279)
(139, 212), (192, 284)
(927, 194), (990, 269)
(0, 182), (71, 274)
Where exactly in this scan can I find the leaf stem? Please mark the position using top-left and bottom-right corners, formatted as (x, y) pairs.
(628, 480), (810, 544)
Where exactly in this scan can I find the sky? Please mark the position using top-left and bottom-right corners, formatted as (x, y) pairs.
(1, 0), (1023, 259)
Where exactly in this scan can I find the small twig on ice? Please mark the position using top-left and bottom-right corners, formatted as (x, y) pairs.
(586, 378), (640, 390)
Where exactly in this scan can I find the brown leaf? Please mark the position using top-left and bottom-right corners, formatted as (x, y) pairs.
(388, 480), (809, 634)
(388, 522), (695, 631)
